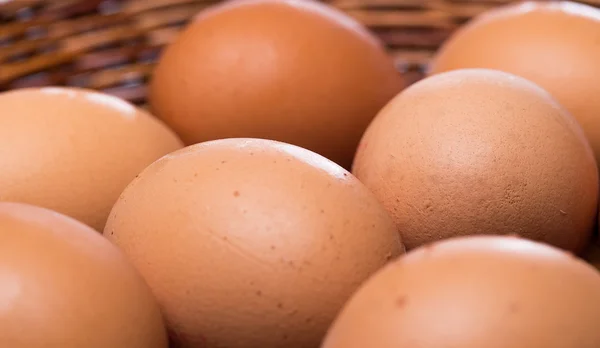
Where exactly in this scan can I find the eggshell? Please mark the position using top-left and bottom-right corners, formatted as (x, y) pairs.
(322, 235), (600, 348)
(149, 0), (403, 168)
(352, 69), (598, 252)
(430, 1), (600, 166)
(0, 87), (183, 231)
(104, 138), (404, 348)
(0, 202), (168, 348)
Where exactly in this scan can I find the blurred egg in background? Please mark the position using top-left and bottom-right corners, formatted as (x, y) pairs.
(431, 1), (600, 168)
(150, 0), (403, 168)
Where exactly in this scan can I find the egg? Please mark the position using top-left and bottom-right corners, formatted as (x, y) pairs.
(104, 138), (404, 348)
(0, 87), (183, 231)
(430, 1), (600, 167)
(149, 0), (403, 168)
(322, 235), (600, 348)
(352, 69), (598, 252)
(0, 202), (167, 348)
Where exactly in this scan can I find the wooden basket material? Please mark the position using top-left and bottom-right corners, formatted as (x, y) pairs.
(0, 0), (599, 106)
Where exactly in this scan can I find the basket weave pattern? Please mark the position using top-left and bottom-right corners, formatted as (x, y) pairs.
(1, 0), (598, 105)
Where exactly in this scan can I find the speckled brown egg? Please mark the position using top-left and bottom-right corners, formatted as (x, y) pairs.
(104, 138), (404, 348)
(430, 1), (600, 167)
(322, 235), (600, 348)
(0, 87), (183, 231)
(352, 69), (598, 252)
(0, 202), (168, 348)
(149, 0), (403, 168)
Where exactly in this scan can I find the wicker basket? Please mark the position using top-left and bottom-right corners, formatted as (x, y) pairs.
(1, 0), (596, 107)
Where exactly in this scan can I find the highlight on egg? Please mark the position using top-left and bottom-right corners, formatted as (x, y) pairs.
(352, 68), (598, 252)
(104, 138), (404, 348)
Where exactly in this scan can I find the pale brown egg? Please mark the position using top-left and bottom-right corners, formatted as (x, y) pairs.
(104, 138), (404, 348)
(430, 1), (600, 167)
(149, 0), (403, 168)
(0, 202), (168, 348)
(0, 87), (183, 231)
(353, 69), (598, 252)
(322, 235), (600, 348)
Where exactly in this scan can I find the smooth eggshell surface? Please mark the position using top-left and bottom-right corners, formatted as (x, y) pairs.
(150, 0), (403, 168)
(0, 202), (168, 348)
(104, 138), (404, 348)
(322, 235), (600, 348)
(0, 87), (183, 231)
(430, 1), (600, 167)
(353, 69), (598, 252)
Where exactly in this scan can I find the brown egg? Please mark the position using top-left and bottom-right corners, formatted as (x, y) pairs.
(0, 87), (183, 231)
(353, 69), (598, 252)
(104, 138), (404, 348)
(430, 1), (600, 166)
(149, 0), (403, 168)
(0, 202), (168, 348)
(322, 235), (600, 348)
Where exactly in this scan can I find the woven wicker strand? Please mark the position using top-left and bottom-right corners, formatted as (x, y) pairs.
(0, 0), (598, 104)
